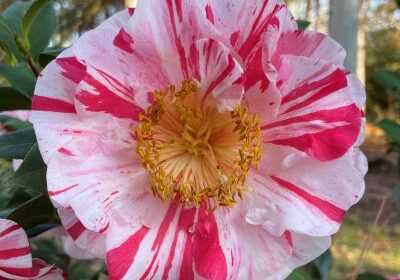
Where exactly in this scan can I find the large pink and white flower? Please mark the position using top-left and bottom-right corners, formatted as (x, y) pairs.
(0, 219), (64, 280)
(31, 0), (367, 279)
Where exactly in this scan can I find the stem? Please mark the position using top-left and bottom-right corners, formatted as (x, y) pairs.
(26, 54), (40, 77)
(350, 194), (388, 280)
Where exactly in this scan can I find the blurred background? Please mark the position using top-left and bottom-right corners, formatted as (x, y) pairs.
(0, 0), (399, 279)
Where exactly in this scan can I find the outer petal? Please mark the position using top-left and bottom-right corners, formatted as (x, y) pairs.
(246, 145), (367, 236)
(46, 150), (167, 233)
(213, 208), (293, 280)
(105, 205), (230, 280)
(266, 234), (331, 280)
(271, 30), (346, 66)
(0, 219), (64, 280)
(262, 55), (365, 161)
(58, 207), (106, 259)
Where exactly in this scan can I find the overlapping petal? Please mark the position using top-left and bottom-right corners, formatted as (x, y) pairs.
(0, 219), (64, 280)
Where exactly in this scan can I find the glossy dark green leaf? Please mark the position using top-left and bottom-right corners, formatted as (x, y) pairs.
(373, 70), (400, 93)
(0, 87), (31, 111)
(0, 128), (36, 159)
(297, 20), (311, 30)
(357, 272), (386, 280)
(0, 15), (22, 61)
(0, 64), (36, 98)
(0, 115), (32, 131)
(11, 144), (47, 196)
(27, 1), (57, 59)
(1, 1), (29, 56)
(39, 47), (65, 68)
(0, 187), (32, 218)
(26, 223), (58, 238)
(286, 270), (312, 280)
(2, 2), (27, 37)
(377, 119), (400, 146)
(312, 249), (332, 280)
(6, 194), (58, 230)
(22, 0), (52, 37)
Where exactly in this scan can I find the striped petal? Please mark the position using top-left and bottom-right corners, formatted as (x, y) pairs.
(58, 207), (106, 259)
(262, 55), (365, 161)
(105, 205), (230, 280)
(266, 234), (331, 280)
(271, 30), (346, 66)
(46, 150), (167, 233)
(0, 219), (64, 280)
(245, 145), (367, 236)
(198, 0), (296, 62)
(194, 39), (243, 111)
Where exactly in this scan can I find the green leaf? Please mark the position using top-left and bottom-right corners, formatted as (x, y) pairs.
(373, 70), (400, 93)
(286, 270), (312, 280)
(6, 195), (59, 231)
(0, 87), (31, 111)
(0, 16), (22, 61)
(0, 115), (32, 131)
(377, 119), (400, 146)
(0, 64), (36, 98)
(26, 223), (58, 238)
(27, 1), (57, 59)
(39, 47), (65, 68)
(0, 128), (37, 159)
(357, 272), (386, 280)
(1, 1), (29, 56)
(2, 2), (28, 37)
(297, 20), (311, 30)
(311, 249), (332, 280)
(22, 0), (52, 39)
(11, 144), (47, 196)
(396, 0), (400, 9)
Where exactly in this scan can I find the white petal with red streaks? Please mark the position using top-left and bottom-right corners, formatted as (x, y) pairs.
(74, 64), (144, 121)
(47, 150), (168, 233)
(245, 145), (367, 236)
(266, 234), (331, 280)
(195, 39), (243, 111)
(58, 207), (106, 259)
(105, 205), (230, 280)
(262, 55), (364, 160)
(197, 0), (296, 62)
(242, 45), (281, 121)
(31, 49), (82, 163)
(271, 30), (346, 66)
(0, 219), (64, 280)
(212, 207), (294, 280)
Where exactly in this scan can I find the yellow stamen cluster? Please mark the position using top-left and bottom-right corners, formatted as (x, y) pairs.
(136, 80), (262, 209)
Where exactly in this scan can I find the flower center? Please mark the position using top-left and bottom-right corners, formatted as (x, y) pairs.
(136, 80), (261, 209)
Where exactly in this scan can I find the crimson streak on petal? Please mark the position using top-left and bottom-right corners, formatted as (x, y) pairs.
(271, 176), (346, 223)
(107, 226), (150, 280)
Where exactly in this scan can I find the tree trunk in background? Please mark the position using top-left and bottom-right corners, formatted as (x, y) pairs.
(306, 0), (312, 21)
(357, 2), (366, 84)
(315, 0), (321, 31)
(329, 0), (360, 74)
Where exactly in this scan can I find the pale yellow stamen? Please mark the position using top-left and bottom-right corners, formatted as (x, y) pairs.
(136, 80), (262, 209)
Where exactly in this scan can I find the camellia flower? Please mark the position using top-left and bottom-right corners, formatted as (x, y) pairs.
(31, 0), (367, 279)
(0, 219), (64, 279)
